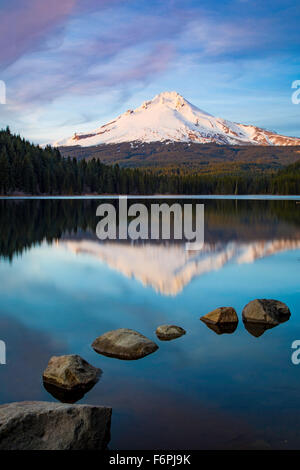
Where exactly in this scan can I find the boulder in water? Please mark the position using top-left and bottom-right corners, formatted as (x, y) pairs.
(201, 307), (238, 325)
(242, 299), (291, 325)
(156, 325), (186, 341)
(43, 354), (101, 391)
(92, 328), (158, 360)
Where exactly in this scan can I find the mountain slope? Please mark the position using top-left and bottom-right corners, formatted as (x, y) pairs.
(59, 141), (300, 173)
(55, 91), (300, 147)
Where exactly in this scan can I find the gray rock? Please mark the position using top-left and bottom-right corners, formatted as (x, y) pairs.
(92, 328), (158, 360)
(242, 299), (291, 325)
(0, 401), (111, 450)
(200, 307), (238, 325)
(43, 354), (101, 391)
(156, 325), (186, 341)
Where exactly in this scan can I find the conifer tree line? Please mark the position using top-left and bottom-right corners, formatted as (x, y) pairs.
(0, 127), (299, 195)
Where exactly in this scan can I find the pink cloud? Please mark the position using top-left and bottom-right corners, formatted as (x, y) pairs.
(0, 0), (119, 67)
(7, 42), (175, 108)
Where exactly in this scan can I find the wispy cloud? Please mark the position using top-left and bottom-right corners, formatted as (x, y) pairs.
(0, 0), (299, 142)
(0, 0), (75, 67)
(2, 5), (182, 107)
(0, 0), (124, 68)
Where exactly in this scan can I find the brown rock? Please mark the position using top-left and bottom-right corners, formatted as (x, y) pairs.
(242, 299), (291, 325)
(202, 322), (238, 335)
(156, 325), (186, 341)
(43, 381), (96, 404)
(243, 321), (277, 338)
(43, 354), (101, 391)
(200, 307), (238, 325)
(92, 328), (159, 360)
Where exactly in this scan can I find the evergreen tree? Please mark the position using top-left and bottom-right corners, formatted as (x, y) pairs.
(0, 148), (10, 194)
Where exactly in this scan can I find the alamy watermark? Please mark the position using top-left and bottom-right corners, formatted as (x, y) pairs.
(291, 80), (300, 104)
(0, 80), (6, 105)
(0, 340), (6, 365)
(291, 340), (300, 365)
(95, 197), (204, 251)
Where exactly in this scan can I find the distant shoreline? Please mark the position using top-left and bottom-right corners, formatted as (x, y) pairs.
(1, 194), (300, 200)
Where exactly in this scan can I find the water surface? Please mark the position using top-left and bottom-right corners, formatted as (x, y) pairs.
(0, 198), (299, 449)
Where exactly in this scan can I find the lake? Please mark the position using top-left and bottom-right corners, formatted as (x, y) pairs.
(0, 197), (300, 449)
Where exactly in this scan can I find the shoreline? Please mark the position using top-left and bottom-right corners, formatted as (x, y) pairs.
(1, 194), (300, 200)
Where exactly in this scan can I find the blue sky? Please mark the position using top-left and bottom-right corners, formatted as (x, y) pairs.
(0, 0), (299, 144)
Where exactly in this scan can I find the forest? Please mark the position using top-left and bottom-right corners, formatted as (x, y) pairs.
(0, 127), (299, 195)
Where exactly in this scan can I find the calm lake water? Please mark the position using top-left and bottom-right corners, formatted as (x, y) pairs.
(0, 197), (300, 449)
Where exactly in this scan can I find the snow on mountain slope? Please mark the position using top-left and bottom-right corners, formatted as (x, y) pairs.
(55, 91), (300, 147)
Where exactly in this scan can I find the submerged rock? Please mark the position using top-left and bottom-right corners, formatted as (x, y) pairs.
(156, 325), (186, 341)
(200, 307), (238, 325)
(0, 401), (111, 450)
(43, 381), (96, 404)
(243, 321), (277, 338)
(242, 299), (291, 325)
(202, 322), (238, 335)
(92, 328), (158, 360)
(43, 354), (101, 391)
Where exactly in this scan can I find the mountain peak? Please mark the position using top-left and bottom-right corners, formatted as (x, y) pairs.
(138, 91), (211, 116)
(54, 92), (300, 147)
(155, 90), (185, 104)
(155, 90), (181, 100)
(137, 91), (187, 111)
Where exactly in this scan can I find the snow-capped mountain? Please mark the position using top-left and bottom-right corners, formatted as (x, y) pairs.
(55, 91), (300, 147)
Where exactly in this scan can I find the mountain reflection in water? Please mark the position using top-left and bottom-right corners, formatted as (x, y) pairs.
(0, 198), (300, 449)
(63, 238), (300, 295)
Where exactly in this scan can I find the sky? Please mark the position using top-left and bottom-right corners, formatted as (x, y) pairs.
(0, 0), (299, 144)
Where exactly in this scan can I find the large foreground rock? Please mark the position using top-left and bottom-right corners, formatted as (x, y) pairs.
(201, 307), (238, 325)
(156, 325), (186, 341)
(43, 354), (101, 391)
(0, 401), (111, 450)
(92, 328), (158, 360)
(242, 299), (291, 325)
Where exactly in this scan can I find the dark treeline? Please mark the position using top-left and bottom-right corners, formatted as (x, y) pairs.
(0, 128), (299, 195)
(1, 199), (300, 261)
(0, 199), (97, 260)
